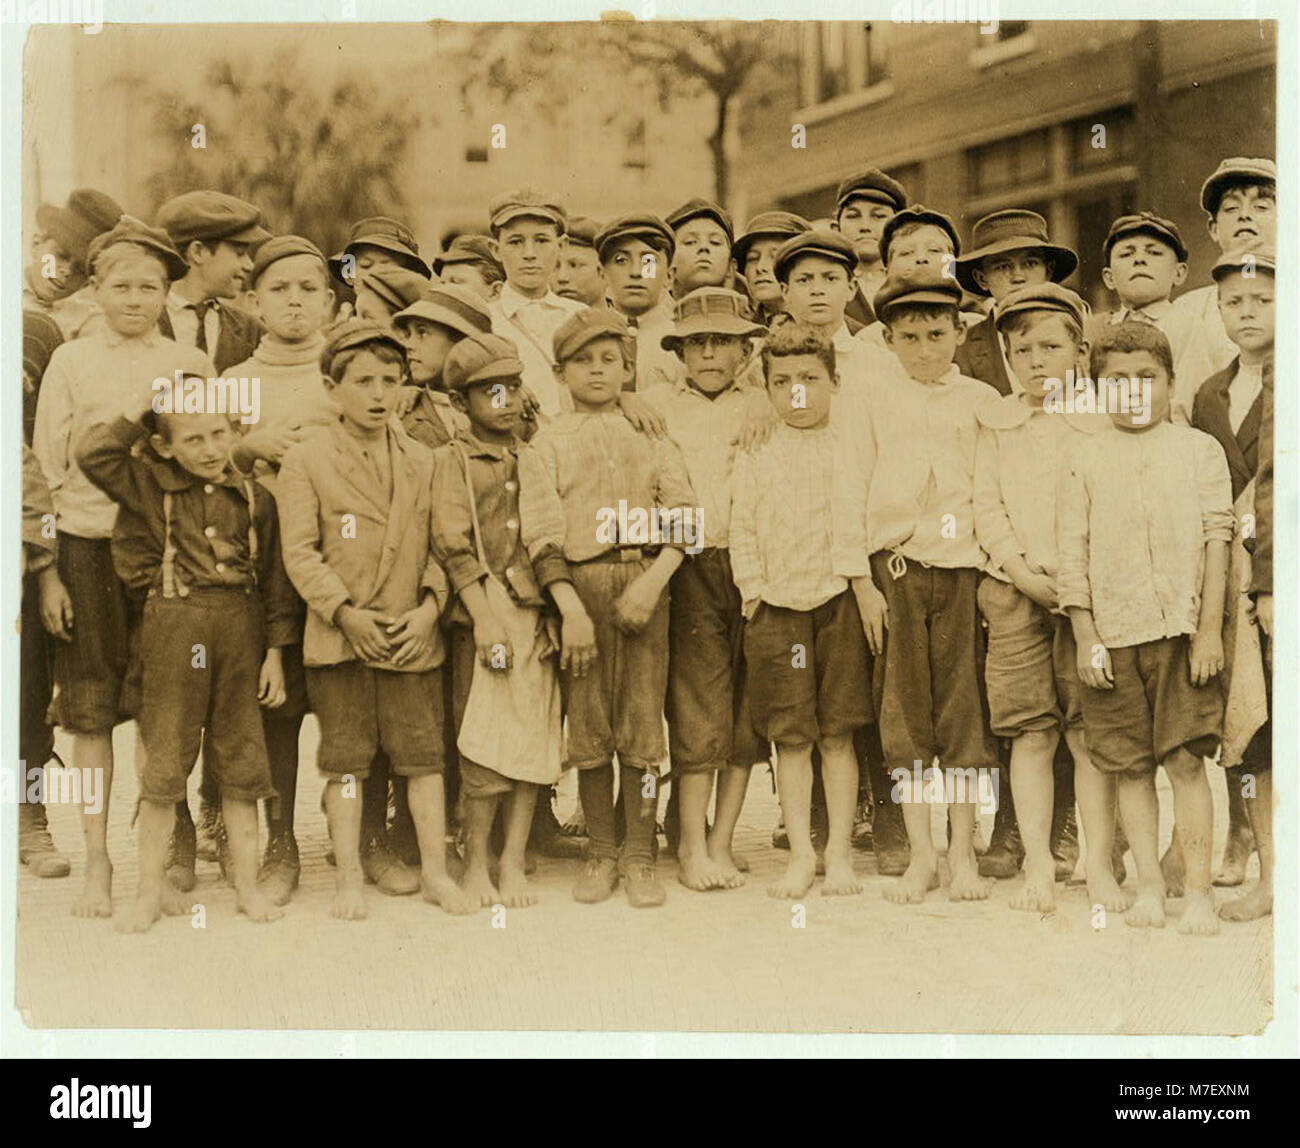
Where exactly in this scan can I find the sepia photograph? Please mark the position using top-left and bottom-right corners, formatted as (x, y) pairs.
(6, 3), (1288, 1056)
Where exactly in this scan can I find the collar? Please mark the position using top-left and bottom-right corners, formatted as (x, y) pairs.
(454, 427), (516, 460)
(905, 363), (961, 388)
(675, 373), (744, 402)
(167, 285), (219, 311)
(1116, 298), (1173, 323)
(102, 326), (164, 350)
(831, 323), (855, 352)
(145, 447), (245, 493)
(498, 281), (566, 318)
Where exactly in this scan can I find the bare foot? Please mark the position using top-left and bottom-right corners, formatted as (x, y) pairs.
(885, 857), (939, 904)
(1160, 838), (1186, 898)
(423, 873), (476, 915)
(767, 852), (816, 899)
(821, 848), (863, 896)
(1178, 888), (1220, 935)
(730, 850), (750, 873)
(1125, 885), (1167, 928)
(948, 854), (992, 902)
(497, 863), (537, 909)
(236, 886), (287, 923)
(72, 857), (113, 918)
(1213, 827), (1255, 888)
(114, 893), (161, 934)
(1086, 870), (1136, 912)
(1010, 859), (1056, 912)
(1219, 879), (1272, 922)
(460, 865), (500, 908)
(706, 840), (746, 888)
(330, 874), (368, 921)
(159, 880), (191, 916)
(678, 849), (727, 891)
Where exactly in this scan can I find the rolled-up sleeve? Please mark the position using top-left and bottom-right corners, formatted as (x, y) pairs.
(1196, 434), (1235, 545)
(517, 440), (570, 587)
(430, 446), (489, 594)
(652, 437), (700, 553)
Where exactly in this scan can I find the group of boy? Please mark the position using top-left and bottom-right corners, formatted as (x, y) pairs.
(18, 152), (1275, 936)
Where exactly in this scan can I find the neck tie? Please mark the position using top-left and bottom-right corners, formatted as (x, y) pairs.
(191, 298), (216, 352)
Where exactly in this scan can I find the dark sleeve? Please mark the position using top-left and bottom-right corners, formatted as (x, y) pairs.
(254, 487), (304, 648)
(75, 417), (156, 515)
(1249, 369), (1273, 596)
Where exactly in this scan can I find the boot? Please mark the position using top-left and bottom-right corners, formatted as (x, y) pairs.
(872, 798), (910, 877)
(18, 803), (71, 879)
(979, 776), (1024, 879)
(1049, 801), (1080, 882)
(195, 801), (221, 863)
(257, 831), (300, 906)
(851, 795), (874, 850)
(360, 832), (420, 895)
(529, 790), (586, 859)
(165, 811), (197, 892)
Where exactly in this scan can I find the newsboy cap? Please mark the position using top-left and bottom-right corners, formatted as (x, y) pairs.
(248, 234), (328, 288)
(1102, 212), (1187, 264)
(443, 332), (526, 392)
(772, 228), (857, 283)
(1210, 246), (1275, 281)
(432, 234), (502, 278)
(1199, 157), (1277, 216)
(329, 216), (431, 281)
(392, 283), (494, 341)
(320, 319), (406, 376)
(87, 215), (188, 281)
(993, 281), (1090, 333)
(552, 306), (632, 362)
(35, 188), (124, 270)
(731, 211), (812, 268)
(356, 267), (432, 315)
(564, 217), (602, 250)
(665, 198), (734, 245)
(594, 214), (675, 261)
(954, 209), (1076, 295)
(873, 269), (963, 319)
(155, 190), (271, 251)
(488, 187), (567, 233)
(880, 204), (963, 269)
(835, 167), (909, 214)
(660, 287), (765, 351)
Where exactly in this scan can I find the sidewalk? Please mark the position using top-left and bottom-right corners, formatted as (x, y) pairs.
(15, 720), (1271, 1035)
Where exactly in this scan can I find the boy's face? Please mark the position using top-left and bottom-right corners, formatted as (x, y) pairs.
(401, 319), (458, 384)
(973, 249), (1051, 301)
(837, 198), (895, 265)
(1217, 271), (1274, 356)
(151, 413), (237, 483)
(556, 336), (633, 408)
(671, 218), (732, 294)
(441, 262), (498, 301)
(350, 243), (402, 278)
(765, 352), (837, 429)
(29, 232), (86, 298)
(781, 255), (852, 327)
(93, 255), (168, 336)
(1210, 185), (1276, 254)
(883, 310), (966, 382)
(1103, 234), (1186, 308)
(252, 254), (334, 342)
(459, 377), (523, 437)
(330, 349), (404, 433)
(885, 225), (953, 276)
(495, 217), (561, 295)
(742, 237), (786, 307)
(552, 243), (605, 306)
(191, 239), (255, 298)
(353, 285), (393, 322)
(602, 239), (666, 315)
(1004, 313), (1082, 400)
(1096, 350), (1169, 431)
(680, 333), (748, 395)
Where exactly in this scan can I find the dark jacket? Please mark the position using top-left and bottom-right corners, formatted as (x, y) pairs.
(1249, 364), (1273, 596)
(954, 312), (1013, 396)
(158, 300), (263, 374)
(1191, 357), (1263, 503)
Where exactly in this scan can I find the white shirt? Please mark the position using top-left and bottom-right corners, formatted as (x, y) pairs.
(1228, 360), (1264, 434)
(165, 286), (222, 352)
(490, 282), (583, 417)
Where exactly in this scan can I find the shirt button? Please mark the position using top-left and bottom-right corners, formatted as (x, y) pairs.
(505, 480), (517, 492)
(505, 566), (515, 578)
(204, 526), (216, 538)
(178, 585), (190, 598)
(203, 483), (214, 494)
(215, 562), (225, 573)
(506, 518), (518, 531)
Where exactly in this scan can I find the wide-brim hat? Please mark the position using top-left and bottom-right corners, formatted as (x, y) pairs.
(660, 287), (764, 350)
(1200, 157), (1277, 215)
(329, 216), (431, 281)
(955, 209), (1076, 295)
(392, 283), (494, 341)
(87, 215), (188, 281)
(731, 211), (812, 268)
(35, 188), (124, 270)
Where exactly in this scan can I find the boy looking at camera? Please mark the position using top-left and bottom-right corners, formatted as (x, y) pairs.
(666, 199), (735, 298)
(833, 168), (908, 327)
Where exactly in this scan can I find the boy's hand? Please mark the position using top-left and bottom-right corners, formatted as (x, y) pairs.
(241, 424), (308, 467)
(1189, 628), (1224, 686)
(1076, 639), (1114, 691)
(735, 407), (780, 452)
(1014, 570), (1058, 612)
(560, 608), (597, 678)
(392, 387), (421, 419)
(258, 648), (286, 708)
(851, 577), (888, 656)
(1256, 593), (1273, 638)
(386, 598), (439, 667)
(38, 567), (74, 641)
(618, 393), (669, 439)
(613, 573), (663, 634)
(520, 386), (542, 422)
(336, 605), (394, 663)
(473, 617), (514, 671)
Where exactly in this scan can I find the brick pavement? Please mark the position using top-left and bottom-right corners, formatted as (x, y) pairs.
(14, 720), (1272, 1035)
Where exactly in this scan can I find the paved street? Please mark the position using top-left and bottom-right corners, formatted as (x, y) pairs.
(15, 720), (1271, 1036)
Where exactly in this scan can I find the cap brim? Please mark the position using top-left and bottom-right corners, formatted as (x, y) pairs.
(596, 230), (675, 260)
(836, 189), (900, 212)
(392, 300), (490, 341)
(558, 325), (629, 360)
(732, 230), (800, 267)
(954, 240), (1078, 294)
(878, 288), (963, 314)
(329, 236), (432, 280)
(226, 222), (272, 244)
(456, 359), (527, 389)
(1104, 227), (1188, 263)
(1201, 170), (1276, 214)
(491, 206), (565, 231)
(660, 316), (764, 350)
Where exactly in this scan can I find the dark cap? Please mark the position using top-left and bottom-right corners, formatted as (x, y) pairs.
(432, 234), (503, 277)
(488, 187), (566, 233)
(552, 306), (632, 362)
(1211, 246), (1276, 281)
(155, 190), (271, 250)
(954, 209), (1076, 295)
(880, 205), (962, 269)
(356, 267), (431, 315)
(994, 281), (1089, 333)
(23, 309), (64, 382)
(1200, 157), (1277, 216)
(248, 234), (328, 287)
(772, 228), (857, 283)
(564, 217), (602, 250)
(87, 215), (188, 281)
(329, 216), (431, 281)
(732, 211), (812, 268)
(665, 198), (734, 245)
(35, 188), (124, 270)
(873, 269), (963, 320)
(1102, 212), (1187, 263)
(661, 287), (765, 351)
(835, 167), (908, 214)
(594, 214), (675, 262)
(392, 283), (494, 341)
(321, 318), (407, 376)
(443, 332), (526, 392)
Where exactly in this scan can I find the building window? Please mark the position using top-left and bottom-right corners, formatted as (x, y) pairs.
(1069, 106), (1136, 173)
(801, 22), (889, 108)
(464, 146), (488, 164)
(967, 129), (1050, 198)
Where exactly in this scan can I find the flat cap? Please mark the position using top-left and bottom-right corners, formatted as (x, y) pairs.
(873, 268), (963, 319)
(835, 167), (908, 214)
(329, 216), (431, 281)
(665, 198), (734, 244)
(432, 233), (503, 277)
(552, 306), (632, 362)
(994, 281), (1089, 332)
(661, 287), (765, 351)
(443, 332), (526, 392)
(1102, 212), (1187, 264)
(1211, 246), (1276, 281)
(772, 228), (857, 282)
(320, 318), (407, 376)
(87, 214), (188, 281)
(954, 209), (1076, 294)
(155, 190), (271, 250)
(488, 187), (566, 233)
(392, 283), (494, 341)
(564, 217), (602, 249)
(1200, 157), (1277, 215)
(356, 267), (431, 315)
(594, 214), (675, 261)
(35, 188), (124, 269)
(881, 205), (963, 269)
(248, 234), (328, 287)
(732, 210), (812, 268)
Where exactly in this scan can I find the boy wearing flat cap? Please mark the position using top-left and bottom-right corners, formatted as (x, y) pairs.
(434, 234), (505, 301)
(487, 187), (583, 418)
(733, 211), (812, 327)
(666, 198), (735, 298)
(25, 187), (123, 340)
(518, 307), (696, 908)
(33, 216), (212, 918)
(834, 270), (1000, 906)
(553, 216), (606, 307)
(642, 288), (768, 889)
(595, 214), (682, 391)
(834, 167), (909, 327)
(277, 321), (471, 919)
(431, 333), (564, 910)
(155, 190), (271, 372)
(329, 216), (433, 284)
(351, 267), (429, 325)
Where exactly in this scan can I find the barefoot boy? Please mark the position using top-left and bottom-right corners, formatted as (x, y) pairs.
(277, 321), (471, 918)
(1059, 321), (1233, 935)
(731, 322), (872, 899)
